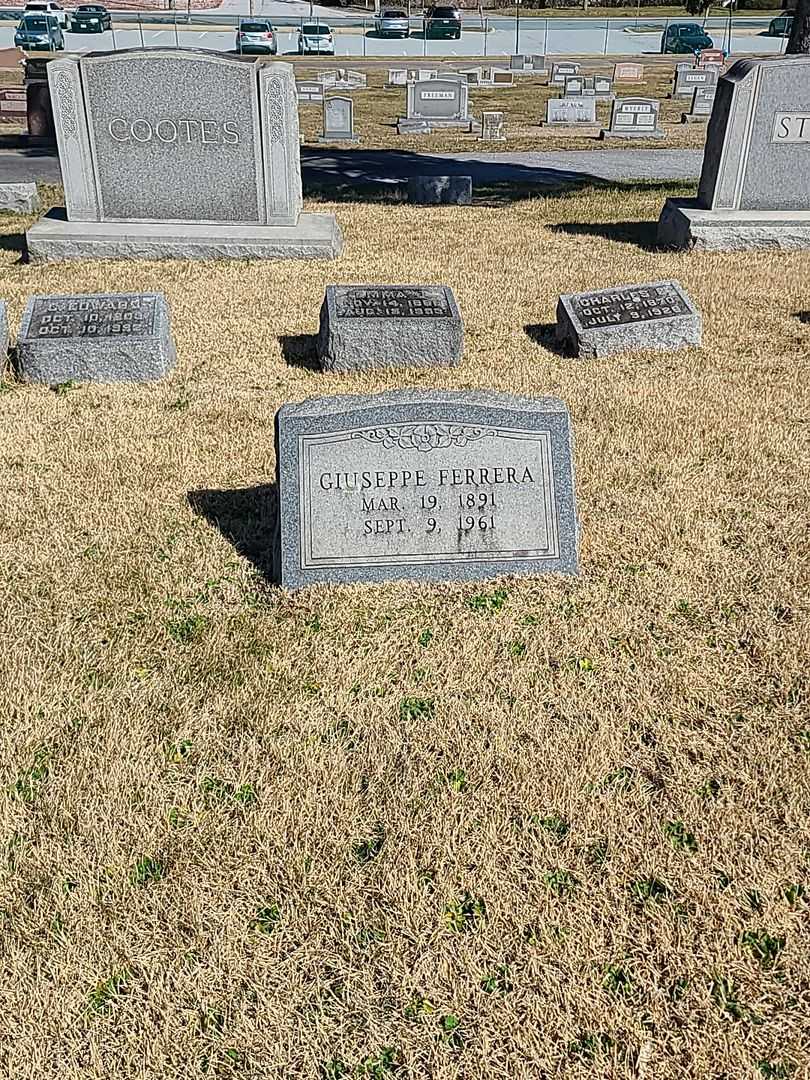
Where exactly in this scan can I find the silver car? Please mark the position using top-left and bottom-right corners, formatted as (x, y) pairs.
(236, 18), (278, 54)
(375, 8), (409, 38)
(297, 22), (334, 55)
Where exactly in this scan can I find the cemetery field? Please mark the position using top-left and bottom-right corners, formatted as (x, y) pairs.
(1, 182), (809, 1080)
(300, 65), (710, 151)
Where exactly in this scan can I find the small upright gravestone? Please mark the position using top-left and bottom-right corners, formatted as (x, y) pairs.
(17, 292), (176, 383)
(671, 65), (718, 98)
(544, 98), (597, 127)
(274, 389), (579, 588)
(565, 75), (613, 99)
(682, 86), (715, 123)
(613, 62), (643, 81)
(658, 56), (810, 250)
(387, 69), (408, 87)
(407, 175), (472, 205)
(601, 98), (664, 140)
(0, 182), (40, 214)
(296, 80), (324, 104)
(697, 48), (724, 68)
(319, 96), (359, 143)
(555, 281), (701, 358)
(480, 110), (506, 142)
(317, 285), (463, 372)
(550, 62), (580, 87)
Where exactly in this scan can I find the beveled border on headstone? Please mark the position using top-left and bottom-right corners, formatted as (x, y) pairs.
(275, 389), (579, 588)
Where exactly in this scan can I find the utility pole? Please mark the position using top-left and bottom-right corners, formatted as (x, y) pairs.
(514, 0), (521, 54)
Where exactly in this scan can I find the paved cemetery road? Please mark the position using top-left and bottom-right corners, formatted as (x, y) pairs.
(0, 144), (703, 188)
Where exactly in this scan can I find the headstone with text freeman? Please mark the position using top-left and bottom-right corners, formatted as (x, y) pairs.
(319, 96), (359, 142)
(602, 97), (664, 140)
(274, 389), (579, 588)
(658, 57), (810, 249)
(556, 280), (701, 358)
(672, 65), (718, 98)
(16, 291), (175, 383)
(544, 97), (597, 126)
(317, 285), (463, 372)
(550, 62), (580, 87)
(402, 76), (471, 129)
(682, 85), (715, 123)
(613, 62), (643, 82)
(26, 50), (342, 261)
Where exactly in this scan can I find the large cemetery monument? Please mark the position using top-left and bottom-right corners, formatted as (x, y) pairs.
(26, 50), (342, 261)
(658, 56), (810, 251)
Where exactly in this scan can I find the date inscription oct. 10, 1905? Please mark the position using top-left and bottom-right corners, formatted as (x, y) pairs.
(28, 295), (157, 339)
(297, 422), (562, 571)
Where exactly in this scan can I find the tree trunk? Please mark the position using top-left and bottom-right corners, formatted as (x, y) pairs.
(786, 0), (810, 53)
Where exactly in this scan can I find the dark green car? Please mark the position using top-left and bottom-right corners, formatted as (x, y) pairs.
(661, 22), (714, 54)
(767, 13), (793, 36)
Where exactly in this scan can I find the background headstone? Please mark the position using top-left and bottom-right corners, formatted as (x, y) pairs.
(672, 65), (718, 98)
(545, 98), (597, 126)
(682, 85), (715, 123)
(297, 80), (324, 104)
(319, 96), (359, 143)
(0, 183), (40, 214)
(407, 175), (472, 205)
(556, 280), (701, 357)
(614, 62), (643, 81)
(658, 56), (810, 249)
(388, 69), (408, 87)
(317, 285), (463, 372)
(274, 389), (579, 587)
(550, 62), (580, 87)
(404, 76), (471, 129)
(17, 292), (176, 383)
(480, 110), (505, 142)
(602, 97), (664, 140)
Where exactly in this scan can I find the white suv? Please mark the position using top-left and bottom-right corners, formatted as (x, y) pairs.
(24, 2), (70, 28)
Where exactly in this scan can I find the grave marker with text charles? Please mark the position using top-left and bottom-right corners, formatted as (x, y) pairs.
(26, 49), (342, 261)
(658, 56), (810, 249)
(274, 389), (579, 588)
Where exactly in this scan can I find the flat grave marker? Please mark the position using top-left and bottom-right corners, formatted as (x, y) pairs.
(274, 389), (579, 588)
(317, 285), (463, 371)
(17, 291), (176, 382)
(658, 56), (810, 249)
(556, 280), (701, 357)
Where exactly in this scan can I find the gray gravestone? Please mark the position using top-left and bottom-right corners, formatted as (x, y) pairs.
(490, 69), (514, 87)
(297, 80), (324, 104)
(317, 285), (463, 372)
(459, 67), (483, 85)
(17, 292), (176, 383)
(564, 75), (585, 96)
(682, 85), (715, 123)
(544, 97), (597, 126)
(397, 118), (432, 135)
(672, 65), (718, 98)
(0, 182), (40, 214)
(274, 389), (579, 588)
(319, 95), (359, 143)
(27, 50), (342, 261)
(556, 280), (701, 358)
(510, 55), (526, 71)
(403, 76), (471, 129)
(550, 62), (580, 87)
(417, 68), (435, 82)
(480, 110), (505, 142)
(601, 97), (664, 140)
(593, 75), (613, 97)
(531, 55), (548, 74)
(614, 62), (643, 81)
(388, 68), (408, 87)
(407, 176), (472, 204)
(658, 56), (810, 250)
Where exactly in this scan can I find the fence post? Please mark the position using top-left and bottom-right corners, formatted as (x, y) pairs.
(174, 9), (179, 47)
(483, 15), (487, 57)
(138, 13), (144, 48)
(602, 18), (609, 54)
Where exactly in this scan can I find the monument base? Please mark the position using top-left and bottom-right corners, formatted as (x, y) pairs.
(599, 129), (666, 140)
(657, 198), (810, 252)
(680, 113), (710, 124)
(25, 210), (344, 262)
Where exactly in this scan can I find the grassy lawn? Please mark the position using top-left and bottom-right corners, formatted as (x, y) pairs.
(1, 182), (808, 1080)
(300, 62), (709, 151)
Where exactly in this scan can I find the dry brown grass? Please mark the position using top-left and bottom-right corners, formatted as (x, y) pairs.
(0, 182), (809, 1080)
(299, 63), (709, 152)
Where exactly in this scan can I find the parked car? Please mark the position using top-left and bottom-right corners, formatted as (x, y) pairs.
(71, 4), (111, 32)
(23, 1), (70, 29)
(423, 4), (462, 40)
(661, 22), (714, 53)
(767, 11), (793, 35)
(236, 18), (278, 54)
(15, 12), (65, 49)
(375, 8), (409, 38)
(297, 22), (334, 54)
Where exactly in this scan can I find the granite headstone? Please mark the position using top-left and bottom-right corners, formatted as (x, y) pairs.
(317, 285), (463, 372)
(613, 62), (643, 81)
(658, 56), (810, 249)
(544, 97), (597, 126)
(556, 280), (701, 358)
(17, 292), (176, 383)
(274, 389), (579, 587)
(601, 97), (664, 139)
(480, 110), (505, 141)
(550, 62), (580, 87)
(403, 76), (471, 129)
(672, 65), (718, 98)
(682, 85), (715, 123)
(319, 95), (359, 142)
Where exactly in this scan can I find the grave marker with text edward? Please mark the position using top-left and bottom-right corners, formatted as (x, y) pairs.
(274, 389), (579, 588)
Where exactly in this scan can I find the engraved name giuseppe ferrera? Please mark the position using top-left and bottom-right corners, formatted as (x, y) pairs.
(107, 117), (240, 146)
